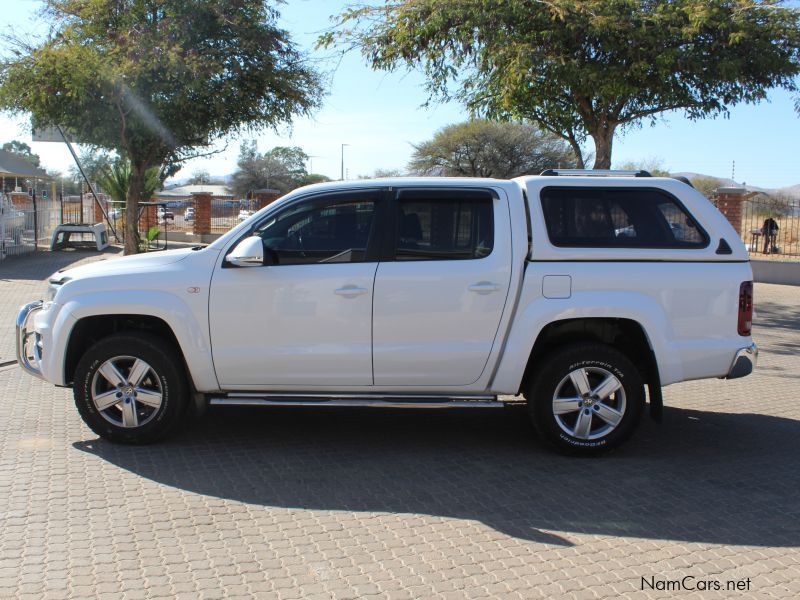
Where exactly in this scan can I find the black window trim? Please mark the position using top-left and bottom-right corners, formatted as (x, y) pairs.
(539, 185), (711, 250)
(222, 187), (385, 267)
(384, 186), (499, 262)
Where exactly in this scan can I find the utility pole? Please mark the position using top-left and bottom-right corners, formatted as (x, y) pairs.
(341, 144), (350, 181)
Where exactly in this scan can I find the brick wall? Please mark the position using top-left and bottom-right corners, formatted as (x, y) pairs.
(714, 188), (748, 236)
(192, 192), (212, 235)
(252, 188), (281, 211)
(138, 204), (157, 234)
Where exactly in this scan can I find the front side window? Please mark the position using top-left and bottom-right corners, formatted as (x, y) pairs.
(540, 187), (708, 248)
(394, 190), (494, 260)
(253, 193), (376, 264)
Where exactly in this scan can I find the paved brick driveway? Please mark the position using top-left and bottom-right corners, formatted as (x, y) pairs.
(1, 250), (798, 599)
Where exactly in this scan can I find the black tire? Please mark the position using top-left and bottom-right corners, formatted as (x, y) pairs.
(525, 343), (644, 455)
(73, 332), (188, 443)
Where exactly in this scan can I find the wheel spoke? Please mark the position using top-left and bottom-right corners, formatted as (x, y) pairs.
(135, 387), (162, 408)
(595, 403), (623, 428)
(553, 396), (582, 415)
(120, 398), (139, 427)
(98, 361), (126, 387)
(573, 409), (593, 439)
(592, 375), (622, 401)
(127, 359), (151, 387)
(569, 369), (592, 397)
(93, 389), (121, 411)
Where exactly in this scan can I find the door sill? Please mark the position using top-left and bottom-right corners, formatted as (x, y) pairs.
(209, 392), (502, 409)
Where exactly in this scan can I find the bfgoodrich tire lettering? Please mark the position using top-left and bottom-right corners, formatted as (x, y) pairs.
(73, 332), (187, 443)
(526, 343), (644, 455)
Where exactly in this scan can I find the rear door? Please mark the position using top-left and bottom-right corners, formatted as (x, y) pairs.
(372, 187), (512, 386)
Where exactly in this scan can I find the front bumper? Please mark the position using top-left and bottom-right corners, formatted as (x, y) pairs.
(725, 342), (758, 379)
(16, 300), (45, 380)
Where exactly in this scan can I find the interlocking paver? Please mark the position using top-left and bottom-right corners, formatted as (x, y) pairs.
(0, 249), (799, 599)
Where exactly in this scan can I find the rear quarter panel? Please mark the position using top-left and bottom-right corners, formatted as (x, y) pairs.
(489, 177), (754, 394)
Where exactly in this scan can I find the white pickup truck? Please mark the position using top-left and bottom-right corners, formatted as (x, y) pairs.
(17, 170), (757, 453)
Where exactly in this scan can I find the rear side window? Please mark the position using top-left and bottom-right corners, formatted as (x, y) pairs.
(540, 187), (708, 248)
(394, 190), (494, 260)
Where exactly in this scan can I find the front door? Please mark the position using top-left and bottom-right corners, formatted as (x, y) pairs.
(372, 188), (512, 386)
(209, 190), (380, 388)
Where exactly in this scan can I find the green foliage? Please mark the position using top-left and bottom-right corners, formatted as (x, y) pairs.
(96, 160), (161, 205)
(409, 120), (576, 177)
(1, 0), (322, 252)
(325, 0), (800, 169)
(691, 176), (726, 199)
(231, 142), (314, 196)
(68, 148), (115, 184)
(615, 159), (670, 177)
(1, 140), (41, 167)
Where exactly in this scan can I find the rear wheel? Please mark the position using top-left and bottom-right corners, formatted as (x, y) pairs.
(73, 332), (187, 443)
(525, 343), (644, 455)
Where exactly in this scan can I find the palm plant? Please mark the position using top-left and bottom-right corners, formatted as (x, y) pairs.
(97, 160), (162, 250)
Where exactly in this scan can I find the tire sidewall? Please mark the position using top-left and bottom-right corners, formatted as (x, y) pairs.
(530, 346), (644, 454)
(74, 334), (185, 443)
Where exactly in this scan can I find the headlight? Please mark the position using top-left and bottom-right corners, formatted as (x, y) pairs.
(46, 276), (71, 302)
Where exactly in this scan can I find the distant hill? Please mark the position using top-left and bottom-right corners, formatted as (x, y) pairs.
(672, 172), (800, 200)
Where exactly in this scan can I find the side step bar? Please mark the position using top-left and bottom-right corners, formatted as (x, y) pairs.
(209, 393), (503, 409)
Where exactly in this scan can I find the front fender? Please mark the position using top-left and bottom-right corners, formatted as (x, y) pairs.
(48, 291), (218, 391)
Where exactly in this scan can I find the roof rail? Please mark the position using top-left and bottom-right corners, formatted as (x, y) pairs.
(540, 169), (652, 178)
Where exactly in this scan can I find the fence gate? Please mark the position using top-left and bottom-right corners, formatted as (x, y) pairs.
(1, 193), (37, 260)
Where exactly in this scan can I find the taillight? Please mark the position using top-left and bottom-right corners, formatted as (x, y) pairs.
(738, 281), (753, 336)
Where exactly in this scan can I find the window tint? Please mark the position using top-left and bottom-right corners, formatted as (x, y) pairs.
(395, 191), (494, 260)
(540, 188), (707, 248)
(254, 194), (376, 264)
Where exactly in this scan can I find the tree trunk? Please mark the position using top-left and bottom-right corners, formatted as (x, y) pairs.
(124, 162), (146, 255)
(590, 124), (616, 170)
(567, 137), (585, 169)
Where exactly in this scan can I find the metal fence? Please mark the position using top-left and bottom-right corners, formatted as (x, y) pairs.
(740, 195), (800, 259)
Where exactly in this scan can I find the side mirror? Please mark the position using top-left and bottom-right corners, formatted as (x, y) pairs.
(225, 236), (264, 267)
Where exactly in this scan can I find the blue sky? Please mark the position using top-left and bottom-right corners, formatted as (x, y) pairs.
(1, 0), (799, 188)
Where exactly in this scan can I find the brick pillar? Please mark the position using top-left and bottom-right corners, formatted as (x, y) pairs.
(138, 204), (157, 234)
(192, 192), (212, 235)
(93, 197), (105, 224)
(252, 188), (281, 211)
(714, 187), (748, 236)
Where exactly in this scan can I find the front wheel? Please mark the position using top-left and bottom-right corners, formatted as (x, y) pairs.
(73, 332), (187, 443)
(525, 343), (645, 455)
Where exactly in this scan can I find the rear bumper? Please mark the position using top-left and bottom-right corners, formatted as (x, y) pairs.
(16, 300), (45, 380)
(725, 342), (758, 379)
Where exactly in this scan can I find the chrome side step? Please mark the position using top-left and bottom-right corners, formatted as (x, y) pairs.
(209, 392), (502, 409)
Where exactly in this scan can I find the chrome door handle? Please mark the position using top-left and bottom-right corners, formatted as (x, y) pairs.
(334, 285), (369, 298)
(468, 282), (501, 294)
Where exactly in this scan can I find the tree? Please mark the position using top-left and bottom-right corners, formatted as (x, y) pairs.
(189, 169), (211, 185)
(97, 160), (161, 211)
(409, 120), (575, 177)
(231, 142), (314, 196)
(68, 148), (115, 185)
(615, 159), (670, 177)
(325, 0), (800, 169)
(691, 176), (726, 199)
(358, 168), (404, 179)
(1, 140), (41, 167)
(1, 0), (321, 253)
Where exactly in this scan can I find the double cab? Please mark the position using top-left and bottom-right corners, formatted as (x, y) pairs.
(17, 170), (757, 453)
